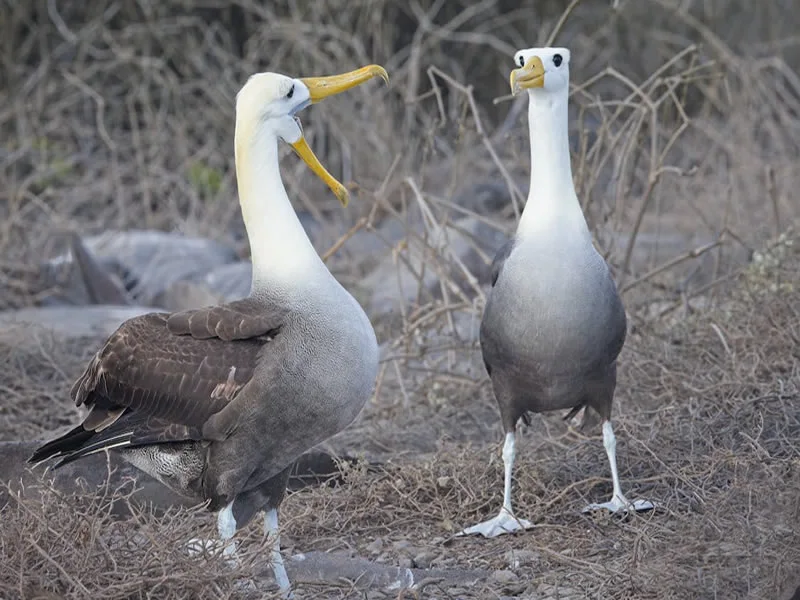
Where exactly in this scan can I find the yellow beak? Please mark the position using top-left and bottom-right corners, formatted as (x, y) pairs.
(300, 64), (389, 103)
(509, 56), (545, 95)
(290, 65), (389, 206)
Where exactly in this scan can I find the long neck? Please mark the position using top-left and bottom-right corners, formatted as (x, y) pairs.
(516, 88), (590, 241)
(235, 123), (326, 294)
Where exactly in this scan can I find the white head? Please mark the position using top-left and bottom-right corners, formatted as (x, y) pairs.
(510, 47), (571, 97)
(236, 72), (312, 147)
(507, 47), (588, 239)
(234, 65), (388, 206)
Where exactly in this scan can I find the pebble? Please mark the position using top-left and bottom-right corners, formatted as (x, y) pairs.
(505, 548), (539, 568)
(412, 551), (437, 569)
(392, 539), (412, 551)
(365, 537), (384, 554)
(491, 569), (519, 585)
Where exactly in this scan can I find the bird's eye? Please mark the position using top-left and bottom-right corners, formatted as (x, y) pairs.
(286, 85), (294, 99)
(518, 56), (525, 67)
(553, 54), (563, 67)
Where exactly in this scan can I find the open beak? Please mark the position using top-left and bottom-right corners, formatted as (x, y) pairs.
(290, 137), (350, 206)
(300, 65), (389, 103)
(290, 65), (389, 206)
(510, 56), (545, 95)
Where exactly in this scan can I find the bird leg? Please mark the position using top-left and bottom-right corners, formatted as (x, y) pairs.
(186, 501), (239, 562)
(264, 508), (293, 599)
(217, 502), (239, 558)
(582, 420), (654, 513)
(457, 431), (534, 538)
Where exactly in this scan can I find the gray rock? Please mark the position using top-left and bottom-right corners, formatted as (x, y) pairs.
(0, 305), (157, 342)
(202, 261), (252, 301)
(537, 582), (584, 600)
(157, 281), (225, 312)
(451, 180), (526, 216)
(491, 569), (519, 584)
(605, 231), (753, 293)
(360, 215), (508, 317)
(282, 551), (489, 593)
(365, 538), (384, 555)
(412, 551), (437, 569)
(505, 548), (540, 569)
(44, 230), (239, 308)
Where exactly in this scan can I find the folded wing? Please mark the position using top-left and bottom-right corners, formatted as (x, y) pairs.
(30, 299), (284, 467)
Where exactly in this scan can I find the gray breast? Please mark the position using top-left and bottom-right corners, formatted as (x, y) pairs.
(231, 287), (378, 492)
(481, 239), (626, 390)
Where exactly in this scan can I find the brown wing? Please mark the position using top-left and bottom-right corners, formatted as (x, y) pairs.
(166, 297), (286, 341)
(30, 301), (283, 467)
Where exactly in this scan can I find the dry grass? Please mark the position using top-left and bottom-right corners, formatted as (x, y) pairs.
(2, 231), (798, 599)
(1, 0), (799, 598)
(1, 480), (269, 600)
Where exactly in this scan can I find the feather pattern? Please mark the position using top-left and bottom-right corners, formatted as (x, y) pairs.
(31, 305), (281, 467)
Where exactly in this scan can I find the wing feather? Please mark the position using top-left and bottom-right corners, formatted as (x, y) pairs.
(167, 297), (284, 341)
(32, 302), (283, 466)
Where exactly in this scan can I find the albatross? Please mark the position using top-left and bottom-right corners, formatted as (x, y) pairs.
(30, 64), (388, 597)
(459, 47), (652, 538)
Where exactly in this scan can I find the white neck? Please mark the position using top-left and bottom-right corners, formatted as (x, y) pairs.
(235, 123), (327, 293)
(516, 88), (590, 242)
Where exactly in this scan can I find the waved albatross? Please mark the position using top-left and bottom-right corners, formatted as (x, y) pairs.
(30, 64), (388, 596)
(459, 47), (652, 538)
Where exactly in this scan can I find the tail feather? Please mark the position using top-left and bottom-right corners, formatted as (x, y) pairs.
(29, 425), (95, 465)
(52, 433), (133, 468)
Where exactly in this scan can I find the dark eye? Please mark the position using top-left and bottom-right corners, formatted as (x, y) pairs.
(553, 54), (563, 67)
(518, 56), (525, 67)
(286, 85), (294, 99)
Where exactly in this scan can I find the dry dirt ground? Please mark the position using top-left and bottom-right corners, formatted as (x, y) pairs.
(1, 234), (798, 600)
(1, 2), (800, 599)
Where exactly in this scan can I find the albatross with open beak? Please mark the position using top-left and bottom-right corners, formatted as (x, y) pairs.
(30, 65), (389, 597)
(459, 48), (652, 538)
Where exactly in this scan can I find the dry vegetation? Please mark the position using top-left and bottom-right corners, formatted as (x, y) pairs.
(1, 0), (799, 598)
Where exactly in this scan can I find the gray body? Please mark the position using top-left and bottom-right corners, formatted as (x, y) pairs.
(31, 285), (378, 528)
(481, 235), (627, 432)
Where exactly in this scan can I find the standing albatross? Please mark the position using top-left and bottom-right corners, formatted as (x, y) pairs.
(30, 64), (388, 596)
(459, 47), (652, 538)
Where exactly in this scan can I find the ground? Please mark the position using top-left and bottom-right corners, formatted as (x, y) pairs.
(1, 2), (799, 599)
(2, 235), (798, 599)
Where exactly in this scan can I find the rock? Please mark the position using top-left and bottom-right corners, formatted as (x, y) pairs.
(392, 540), (412, 552)
(157, 261), (252, 311)
(361, 215), (508, 317)
(605, 230), (752, 293)
(450, 180), (526, 216)
(157, 281), (225, 311)
(202, 261), (252, 301)
(537, 582), (584, 600)
(337, 219), (409, 268)
(0, 441), (197, 516)
(412, 551), (437, 569)
(505, 548), (540, 569)
(281, 551), (489, 593)
(66, 232), (129, 305)
(42, 230), (239, 308)
(491, 570), (519, 585)
(365, 538), (384, 555)
(0, 305), (157, 342)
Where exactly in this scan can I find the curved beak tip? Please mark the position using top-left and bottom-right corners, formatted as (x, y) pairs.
(336, 187), (350, 207)
(302, 64), (390, 103)
(375, 66), (390, 87)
